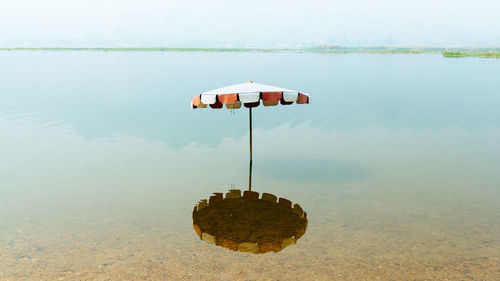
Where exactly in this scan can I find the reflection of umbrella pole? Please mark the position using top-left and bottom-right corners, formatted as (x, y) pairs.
(249, 107), (253, 191)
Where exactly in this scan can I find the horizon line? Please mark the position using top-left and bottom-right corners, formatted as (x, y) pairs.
(1, 45), (500, 50)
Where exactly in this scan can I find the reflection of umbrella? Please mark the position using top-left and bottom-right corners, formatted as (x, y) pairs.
(191, 81), (310, 190)
(192, 189), (308, 254)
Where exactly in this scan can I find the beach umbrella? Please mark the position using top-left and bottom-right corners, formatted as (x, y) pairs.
(191, 81), (310, 190)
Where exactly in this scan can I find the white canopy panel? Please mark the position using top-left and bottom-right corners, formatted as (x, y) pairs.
(200, 82), (298, 96)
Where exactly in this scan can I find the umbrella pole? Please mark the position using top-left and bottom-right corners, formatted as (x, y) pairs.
(249, 107), (253, 191)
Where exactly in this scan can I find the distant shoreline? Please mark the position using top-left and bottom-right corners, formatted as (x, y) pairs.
(1, 47), (499, 58)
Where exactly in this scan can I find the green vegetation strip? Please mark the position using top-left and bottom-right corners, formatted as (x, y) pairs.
(442, 51), (500, 58)
(1, 47), (499, 58)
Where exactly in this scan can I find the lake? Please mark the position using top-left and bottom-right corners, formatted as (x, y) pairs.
(1, 51), (499, 280)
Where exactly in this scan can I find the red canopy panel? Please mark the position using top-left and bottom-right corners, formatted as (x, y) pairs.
(297, 93), (309, 104)
(262, 92), (282, 102)
(209, 101), (223, 109)
(244, 100), (261, 108)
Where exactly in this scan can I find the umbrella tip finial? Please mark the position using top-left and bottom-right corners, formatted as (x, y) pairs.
(248, 79), (253, 83)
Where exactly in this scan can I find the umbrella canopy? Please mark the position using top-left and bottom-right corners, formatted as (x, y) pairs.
(191, 81), (309, 109)
(191, 81), (310, 191)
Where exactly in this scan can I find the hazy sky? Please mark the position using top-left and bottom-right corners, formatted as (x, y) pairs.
(1, 0), (499, 47)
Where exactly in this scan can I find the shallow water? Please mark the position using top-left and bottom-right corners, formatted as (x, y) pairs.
(1, 51), (499, 280)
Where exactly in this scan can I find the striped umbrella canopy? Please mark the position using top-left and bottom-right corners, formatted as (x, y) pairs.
(191, 81), (309, 109)
(191, 81), (310, 190)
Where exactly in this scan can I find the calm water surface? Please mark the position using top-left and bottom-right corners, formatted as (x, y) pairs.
(1, 51), (499, 280)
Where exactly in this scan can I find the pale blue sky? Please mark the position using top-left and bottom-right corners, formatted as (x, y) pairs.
(1, 0), (499, 47)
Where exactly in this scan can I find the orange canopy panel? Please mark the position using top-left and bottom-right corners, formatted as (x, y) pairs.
(218, 94), (238, 104)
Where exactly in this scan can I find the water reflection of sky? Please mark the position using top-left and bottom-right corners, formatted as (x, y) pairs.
(1, 51), (500, 196)
(1, 51), (499, 149)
